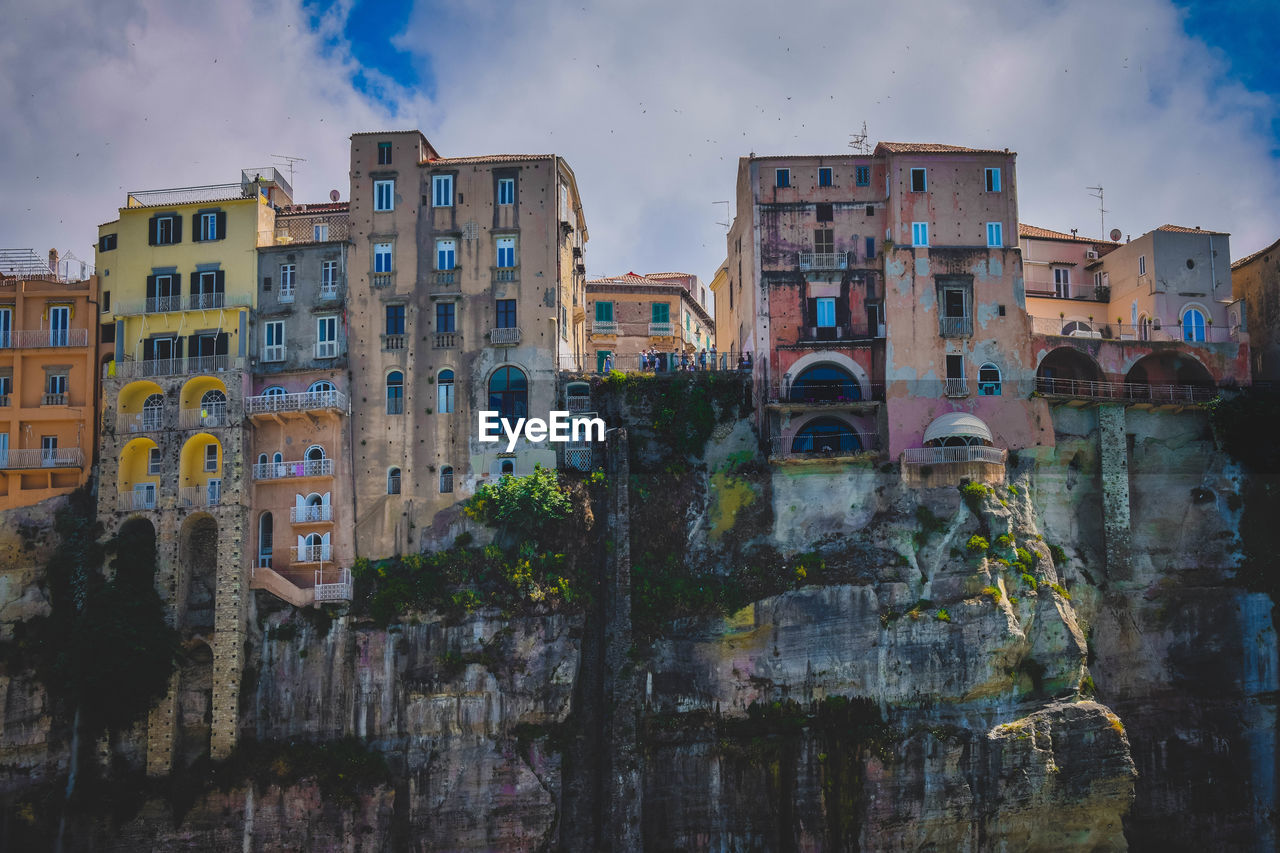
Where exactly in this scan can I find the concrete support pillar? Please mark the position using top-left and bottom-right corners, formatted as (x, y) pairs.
(1098, 404), (1132, 578)
(145, 672), (179, 776)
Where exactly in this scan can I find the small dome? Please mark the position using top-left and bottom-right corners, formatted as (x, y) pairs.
(923, 412), (993, 445)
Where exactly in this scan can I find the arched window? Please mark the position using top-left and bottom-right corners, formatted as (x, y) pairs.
(387, 467), (401, 495)
(257, 453), (267, 466)
(1138, 314), (1152, 341)
(437, 369), (454, 414)
(308, 380), (336, 394)
(500, 459), (515, 476)
(305, 492), (323, 507)
(263, 385), (287, 399)
(142, 393), (164, 430)
(1062, 321), (1095, 337)
(386, 371), (404, 414)
(489, 366), (528, 421)
(200, 389), (228, 426)
(790, 417), (862, 455)
(258, 512), (273, 568)
(305, 444), (326, 461)
(440, 465), (454, 493)
(790, 364), (860, 402)
(978, 363), (1001, 396)
(1182, 307), (1207, 342)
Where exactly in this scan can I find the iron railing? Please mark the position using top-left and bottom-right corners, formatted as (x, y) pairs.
(490, 327), (521, 345)
(1034, 376), (1217, 404)
(0, 447), (84, 469)
(253, 458), (334, 480)
(944, 378), (969, 397)
(107, 355), (243, 379)
(566, 394), (593, 413)
(1029, 316), (1241, 344)
(0, 329), (89, 348)
(769, 379), (885, 405)
(246, 390), (346, 415)
(314, 568), (352, 601)
(649, 321), (674, 337)
(291, 504), (333, 523)
(561, 350), (754, 374)
(117, 489), (157, 511)
(179, 403), (231, 429)
(902, 446), (1007, 466)
(770, 432), (878, 458)
(589, 321), (618, 336)
(939, 316), (973, 338)
(292, 544), (332, 564)
(798, 252), (849, 271)
(117, 410), (164, 433)
(179, 484), (222, 508)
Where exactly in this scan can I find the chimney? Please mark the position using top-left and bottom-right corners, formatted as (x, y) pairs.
(48, 249), (58, 279)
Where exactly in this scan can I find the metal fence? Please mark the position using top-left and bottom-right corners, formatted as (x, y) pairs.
(560, 350), (754, 374)
(902, 446), (1008, 466)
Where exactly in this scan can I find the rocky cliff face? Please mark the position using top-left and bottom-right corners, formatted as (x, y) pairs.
(0, 403), (1275, 851)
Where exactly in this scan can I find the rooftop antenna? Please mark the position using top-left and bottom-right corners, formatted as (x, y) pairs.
(1086, 185), (1108, 239)
(713, 201), (731, 232)
(271, 154), (307, 188)
(848, 121), (871, 154)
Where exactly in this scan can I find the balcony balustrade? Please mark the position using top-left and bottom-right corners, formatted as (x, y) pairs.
(253, 458), (334, 480)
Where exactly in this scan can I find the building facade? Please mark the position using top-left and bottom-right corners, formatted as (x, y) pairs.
(0, 251), (99, 509)
(585, 272), (714, 370)
(345, 131), (588, 557)
(1232, 236), (1280, 382)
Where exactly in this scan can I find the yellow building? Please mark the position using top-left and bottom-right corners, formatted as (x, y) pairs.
(584, 272), (716, 371)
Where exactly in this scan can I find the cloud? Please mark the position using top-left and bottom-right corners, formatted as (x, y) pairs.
(3, 0), (1277, 281)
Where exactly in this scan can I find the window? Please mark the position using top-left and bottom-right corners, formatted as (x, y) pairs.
(48, 306), (70, 346)
(945, 355), (966, 396)
(496, 236), (516, 268)
(1054, 268), (1070, 298)
(101, 291), (111, 313)
(204, 443), (218, 472)
(259, 513), (274, 565)
(386, 371), (404, 414)
(978, 363), (1002, 396)
(865, 237), (876, 259)
(387, 467), (401, 495)
(263, 321), (284, 361)
(940, 283), (973, 338)
(910, 168), (927, 192)
(305, 445), (326, 462)
(501, 460), (515, 476)
(321, 260), (338, 291)
(314, 222), (329, 242)
(986, 222), (1003, 248)
(40, 436), (57, 464)
(150, 214), (180, 245)
(791, 417), (862, 454)
(374, 242), (392, 273)
(488, 366), (528, 421)
(316, 315), (338, 358)
(148, 447), (162, 476)
(193, 270), (223, 309)
(440, 466), (454, 493)
(816, 203), (833, 222)
(496, 299), (517, 329)
(818, 167), (833, 187)
(377, 141), (392, 165)
(98, 233), (117, 252)
(436, 302), (455, 333)
(432, 174), (454, 207)
(436, 239), (456, 271)
(1182, 307), (1207, 342)
(595, 301), (614, 323)
(815, 229), (833, 255)
(374, 179), (394, 211)
(912, 222), (929, 247)
(142, 394), (163, 429)
(46, 372), (67, 395)
(498, 178), (515, 205)
(0, 307), (9, 348)
(196, 212), (224, 242)
(985, 168), (1001, 192)
(776, 168), (790, 188)
(652, 302), (670, 324)
(816, 297), (836, 328)
(1138, 255), (1147, 276)
(438, 369), (454, 413)
(381, 304), (404, 336)
(279, 264), (295, 299)
(855, 166), (871, 187)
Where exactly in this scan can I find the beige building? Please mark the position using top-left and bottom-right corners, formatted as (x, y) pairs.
(1232, 236), (1280, 381)
(346, 131), (588, 557)
(584, 272), (715, 370)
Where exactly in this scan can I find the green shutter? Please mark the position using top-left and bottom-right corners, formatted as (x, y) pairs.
(148, 218), (159, 246)
(652, 302), (668, 323)
(595, 301), (612, 322)
(192, 213), (202, 241)
(172, 215), (182, 243)
(216, 212), (227, 239)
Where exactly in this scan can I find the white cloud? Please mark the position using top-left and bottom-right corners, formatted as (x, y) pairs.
(3, 0), (1277, 280)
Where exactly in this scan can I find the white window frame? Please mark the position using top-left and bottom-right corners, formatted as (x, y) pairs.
(912, 222), (929, 247)
(985, 168), (1001, 192)
(498, 178), (515, 205)
(374, 242), (392, 273)
(313, 222), (329, 241)
(315, 315), (339, 359)
(436, 238), (456, 271)
(263, 320), (285, 362)
(156, 215), (177, 245)
(374, 179), (394, 212)
(986, 222), (1003, 248)
(204, 443), (218, 472)
(1138, 254), (1147, 276)
(320, 260), (338, 293)
(910, 168), (927, 192)
(199, 212), (218, 241)
(279, 263), (296, 300)
(496, 236), (516, 269)
(432, 174), (454, 208)
(148, 447), (162, 476)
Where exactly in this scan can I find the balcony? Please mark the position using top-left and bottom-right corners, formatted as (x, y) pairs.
(41, 393), (67, 406)
(179, 484), (222, 508)
(314, 341), (339, 359)
(314, 568), (353, 602)
(433, 333), (459, 349)
(291, 544), (332, 564)
(372, 274), (393, 289)
(117, 489), (157, 511)
(431, 271), (456, 287)
(0, 447), (85, 469)
(246, 389), (347, 417)
(0, 395), (7, 407)
(902, 446), (1008, 466)
(278, 288), (296, 304)
(291, 504), (333, 524)
(262, 345), (285, 363)
(253, 458), (333, 480)
(567, 394), (593, 414)
(798, 252), (848, 271)
(0, 329), (89, 349)
(589, 320), (618, 336)
(318, 283), (341, 301)
(489, 327), (521, 346)
(492, 268), (518, 284)
(649, 321), (674, 337)
(108, 356), (244, 380)
(769, 432), (878, 460)
(1034, 376), (1218, 405)
(768, 380), (885, 408)
(944, 378), (969, 398)
(939, 316), (973, 338)
(179, 403), (232, 429)
(1029, 316), (1242, 344)
(117, 411), (163, 433)
(114, 294), (252, 316)
(381, 334), (406, 351)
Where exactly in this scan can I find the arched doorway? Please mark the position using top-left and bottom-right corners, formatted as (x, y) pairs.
(789, 364), (862, 403)
(790, 416), (863, 454)
(1036, 347), (1104, 395)
(1125, 352), (1215, 401)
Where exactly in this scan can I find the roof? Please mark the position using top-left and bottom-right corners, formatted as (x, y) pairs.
(1232, 235), (1280, 270)
(1157, 224), (1230, 236)
(876, 141), (1012, 155)
(923, 412), (993, 445)
(424, 154), (553, 165)
(1018, 224), (1112, 245)
(350, 129), (425, 137)
(586, 272), (713, 322)
(277, 202), (349, 214)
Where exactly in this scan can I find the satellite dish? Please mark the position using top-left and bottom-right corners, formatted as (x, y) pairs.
(329, 189), (340, 202)
(1109, 228), (1122, 242)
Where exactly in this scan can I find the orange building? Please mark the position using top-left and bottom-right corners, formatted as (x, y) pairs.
(0, 249), (100, 509)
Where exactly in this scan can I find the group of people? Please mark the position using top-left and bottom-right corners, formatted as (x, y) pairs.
(635, 347), (752, 373)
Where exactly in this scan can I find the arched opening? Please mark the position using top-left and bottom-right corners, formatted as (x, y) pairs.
(262, 385), (287, 400)
(298, 531), (331, 563)
(387, 467), (401, 495)
(304, 444), (326, 461)
(117, 380), (165, 432)
(1061, 320), (1098, 338)
(258, 511), (273, 568)
(1036, 347), (1104, 394)
(789, 364), (861, 403)
(923, 412), (995, 448)
(978, 363), (1002, 396)
(179, 433), (222, 506)
(440, 465), (454, 493)
(437, 369), (454, 414)
(500, 459), (515, 476)
(198, 388), (228, 427)
(174, 641), (213, 769)
(488, 366), (528, 422)
(179, 376), (228, 412)
(1181, 307), (1207, 342)
(1125, 352), (1215, 395)
(179, 513), (218, 631)
(308, 380), (336, 394)
(386, 371), (404, 414)
(790, 417), (863, 454)
(1138, 313), (1153, 341)
(119, 437), (161, 508)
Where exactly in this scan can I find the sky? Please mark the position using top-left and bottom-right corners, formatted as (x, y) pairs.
(2, 0), (1279, 281)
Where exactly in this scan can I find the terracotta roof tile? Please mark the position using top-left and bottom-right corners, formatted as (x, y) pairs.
(1018, 223), (1111, 244)
(424, 154), (553, 165)
(278, 202), (349, 214)
(876, 141), (1012, 155)
(1157, 223), (1230, 236)
(1231, 236), (1280, 270)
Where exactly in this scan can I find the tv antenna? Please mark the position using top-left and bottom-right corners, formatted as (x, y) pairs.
(713, 201), (731, 232)
(271, 154), (307, 188)
(848, 121), (871, 154)
(1086, 185), (1108, 238)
